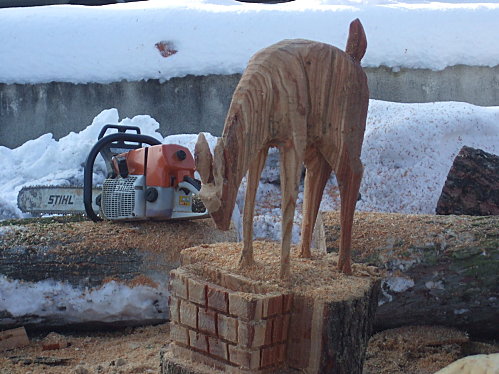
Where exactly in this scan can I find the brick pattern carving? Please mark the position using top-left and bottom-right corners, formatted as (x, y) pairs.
(168, 269), (292, 373)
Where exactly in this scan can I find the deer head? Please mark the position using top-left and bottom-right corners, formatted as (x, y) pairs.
(194, 133), (233, 230)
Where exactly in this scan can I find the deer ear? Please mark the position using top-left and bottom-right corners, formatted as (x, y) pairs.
(194, 133), (214, 184)
(345, 18), (367, 63)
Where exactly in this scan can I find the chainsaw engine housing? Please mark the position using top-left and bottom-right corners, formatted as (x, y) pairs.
(100, 144), (201, 221)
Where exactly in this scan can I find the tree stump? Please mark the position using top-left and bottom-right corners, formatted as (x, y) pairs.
(161, 241), (381, 374)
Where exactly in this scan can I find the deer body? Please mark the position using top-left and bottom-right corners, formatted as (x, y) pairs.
(195, 20), (369, 279)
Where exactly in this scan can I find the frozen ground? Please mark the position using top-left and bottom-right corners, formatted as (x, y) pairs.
(1, 0), (499, 84)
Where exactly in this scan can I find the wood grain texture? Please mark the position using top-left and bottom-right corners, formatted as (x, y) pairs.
(196, 19), (369, 278)
(314, 211), (499, 338)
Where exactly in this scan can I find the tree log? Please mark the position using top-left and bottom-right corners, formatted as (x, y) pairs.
(314, 211), (499, 338)
(0, 216), (237, 329)
(436, 146), (499, 216)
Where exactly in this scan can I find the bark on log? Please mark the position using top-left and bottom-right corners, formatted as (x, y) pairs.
(436, 146), (499, 216)
(314, 211), (499, 338)
(0, 216), (237, 329)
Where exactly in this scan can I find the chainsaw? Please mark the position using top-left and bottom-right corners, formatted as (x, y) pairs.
(18, 124), (208, 221)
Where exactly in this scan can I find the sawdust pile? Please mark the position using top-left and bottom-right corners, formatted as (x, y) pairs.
(317, 211), (498, 262)
(1, 324), (497, 374)
(0, 216), (237, 265)
(182, 240), (381, 301)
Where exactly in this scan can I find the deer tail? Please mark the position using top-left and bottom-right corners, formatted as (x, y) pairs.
(345, 18), (367, 63)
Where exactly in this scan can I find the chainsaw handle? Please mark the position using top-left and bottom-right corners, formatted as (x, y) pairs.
(98, 124), (141, 140)
(84, 132), (162, 222)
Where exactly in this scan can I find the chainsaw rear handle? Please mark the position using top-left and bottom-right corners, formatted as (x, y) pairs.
(84, 132), (162, 222)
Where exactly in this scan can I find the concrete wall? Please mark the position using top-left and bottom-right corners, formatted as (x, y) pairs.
(1, 65), (498, 148)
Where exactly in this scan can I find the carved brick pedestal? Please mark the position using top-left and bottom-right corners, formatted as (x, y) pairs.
(167, 267), (292, 373)
(161, 242), (380, 374)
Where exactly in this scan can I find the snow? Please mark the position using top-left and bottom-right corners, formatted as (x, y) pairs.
(2, 101), (497, 224)
(1, 0), (499, 84)
(0, 275), (167, 323)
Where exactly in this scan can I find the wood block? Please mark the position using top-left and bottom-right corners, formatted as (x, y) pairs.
(198, 308), (217, 336)
(180, 301), (198, 329)
(217, 313), (238, 343)
(170, 324), (190, 346)
(238, 320), (271, 348)
(189, 330), (208, 353)
(228, 293), (263, 321)
(207, 336), (229, 360)
(207, 285), (229, 313)
(262, 294), (283, 318)
(282, 294), (293, 314)
(261, 344), (285, 368)
(188, 277), (207, 306)
(228, 345), (261, 370)
(271, 316), (283, 344)
(0, 327), (29, 351)
(170, 270), (188, 300)
(169, 296), (181, 323)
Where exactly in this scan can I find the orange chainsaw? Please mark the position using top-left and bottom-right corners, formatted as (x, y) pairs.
(18, 125), (208, 221)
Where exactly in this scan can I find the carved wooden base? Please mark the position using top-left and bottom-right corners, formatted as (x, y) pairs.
(163, 241), (380, 374)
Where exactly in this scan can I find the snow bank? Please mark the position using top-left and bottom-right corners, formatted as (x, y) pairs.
(2, 100), (497, 223)
(1, 0), (498, 84)
(0, 276), (167, 323)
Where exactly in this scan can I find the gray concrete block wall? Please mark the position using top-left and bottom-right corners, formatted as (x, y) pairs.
(1, 65), (498, 148)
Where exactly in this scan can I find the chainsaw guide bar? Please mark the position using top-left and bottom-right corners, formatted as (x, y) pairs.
(17, 186), (101, 215)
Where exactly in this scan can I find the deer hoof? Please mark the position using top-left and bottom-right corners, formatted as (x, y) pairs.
(238, 255), (255, 269)
(298, 247), (312, 259)
(338, 261), (353, 275)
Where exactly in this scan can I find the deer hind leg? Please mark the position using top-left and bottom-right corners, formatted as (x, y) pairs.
(335, 151), (363, 275)
(239, 147), (269, 268)
(299, 149), (333, 258)
(279, 146), (303, 280)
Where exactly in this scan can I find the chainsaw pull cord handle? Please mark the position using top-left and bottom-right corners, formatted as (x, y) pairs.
(83, 133), (162, 222)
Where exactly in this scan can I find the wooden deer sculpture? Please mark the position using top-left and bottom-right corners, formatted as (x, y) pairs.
(195, 19), (369, 279)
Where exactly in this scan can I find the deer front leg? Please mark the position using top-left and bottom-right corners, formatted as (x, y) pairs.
(279, 147), (303, 280)
(336, 154), (363, 275)
(239, 148), (268, 269)
(300, 149), (332, 258)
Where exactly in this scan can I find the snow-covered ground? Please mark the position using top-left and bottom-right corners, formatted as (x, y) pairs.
(1, 0), (498, 326)
(1, 0), (499, 84)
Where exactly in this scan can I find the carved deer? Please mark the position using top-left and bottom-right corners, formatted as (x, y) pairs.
(195, 19), (369, 279)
